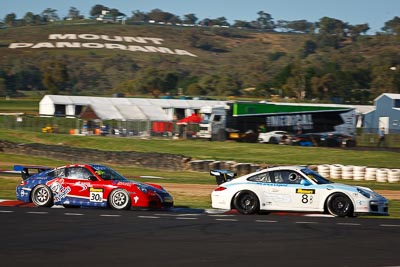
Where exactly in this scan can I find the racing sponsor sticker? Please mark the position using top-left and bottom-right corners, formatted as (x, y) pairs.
(296, 188), (315, 194)
(90, 188), (103, 202)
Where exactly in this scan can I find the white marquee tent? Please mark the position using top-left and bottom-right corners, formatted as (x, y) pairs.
(39, 95), (227, 121)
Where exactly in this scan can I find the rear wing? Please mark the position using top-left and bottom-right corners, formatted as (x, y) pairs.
(13, 165), (52, 180)
(210, 170), (237, 185)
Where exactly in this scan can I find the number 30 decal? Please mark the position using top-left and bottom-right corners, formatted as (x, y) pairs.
(90, 188), (103, 202)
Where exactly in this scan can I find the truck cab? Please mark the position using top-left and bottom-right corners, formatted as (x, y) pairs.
(198, 105), (227, 141)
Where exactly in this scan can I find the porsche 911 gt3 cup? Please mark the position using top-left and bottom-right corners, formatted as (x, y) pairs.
(15, 164), (173, 210)
(210, 166), (388, 217)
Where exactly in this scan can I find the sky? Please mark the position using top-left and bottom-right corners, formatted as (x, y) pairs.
(1, 0), (399, 33)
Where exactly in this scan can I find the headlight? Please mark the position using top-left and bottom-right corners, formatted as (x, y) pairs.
(357, 188), (371, 198)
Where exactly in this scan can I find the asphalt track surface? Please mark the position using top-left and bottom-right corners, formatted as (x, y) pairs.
(1, 206), (400, 267)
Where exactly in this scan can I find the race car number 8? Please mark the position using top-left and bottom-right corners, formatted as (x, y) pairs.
(90, 191), (103, 202)
(302, 194), (313, 204)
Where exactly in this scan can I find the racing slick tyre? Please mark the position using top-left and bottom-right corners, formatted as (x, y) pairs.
(31, 185), (53, 207)
(326, 193), (354, 217)
(109, 189), (131, 210)
(269, 137), (279, 144)
(233, 191), (260, 215)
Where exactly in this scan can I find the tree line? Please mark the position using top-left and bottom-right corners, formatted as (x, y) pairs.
(3, 4), (400, 35)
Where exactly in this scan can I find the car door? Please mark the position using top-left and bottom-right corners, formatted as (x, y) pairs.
(266, 170), (321, 211)
(61, 166), (106, 206)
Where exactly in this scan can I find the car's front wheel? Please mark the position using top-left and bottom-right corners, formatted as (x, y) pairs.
(233, 191), (259, 215)
(31, 185), (53, 207)
(109, 189), (131, 210)
(269, 136), (279, 144)
(326, 193), (354, 217)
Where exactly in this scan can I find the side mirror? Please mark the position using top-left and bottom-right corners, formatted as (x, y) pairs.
(89, 175), (98, 181)
(300, 179), (312, 186)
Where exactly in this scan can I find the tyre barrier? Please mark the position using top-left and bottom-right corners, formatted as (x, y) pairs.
(329, 164), (343, 179)
(317, 164), (330, 178)
(376, 169), (389, 183)
(353, 166), (366, 181)
(388, 169), (400, 183)
(365, 168), (377, 181)
(341, 165), (354, 180)
(316, 164), (399, 183)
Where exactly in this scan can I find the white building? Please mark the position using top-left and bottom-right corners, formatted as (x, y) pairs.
(363, 93), (400, 133)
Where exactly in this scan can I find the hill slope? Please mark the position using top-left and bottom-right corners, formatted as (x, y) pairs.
(0, 23), (399, 102)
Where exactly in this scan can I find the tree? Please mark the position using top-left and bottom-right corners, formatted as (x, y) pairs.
(40, 60), (69, 94)
(210, 17), (230, 27)
(302, 40), (317, 58)
(90, 4), (109, 17)
(311, 73), (336, 100)
(148, 9), (178, 23)
(0, 77), (6, 96)
(315, 17), (347, 49)
(186, 83), (205, 95)
(382, 16), (400, 35)
(109, 8), (126, 20)
(255, 11), (275, 31)
(130, 10), (148, 22)
(4, 13), (16, 26)
(215, 74), (241, 96)
(41, 8), (59, 22)
(23, 12), (35, 25)
(183, 13), (198, 25)
(198, 75), (221, 95)
(371, 65), (400, 97)
(348, 23), (370, 41)
(232, 20), (254, 29)
(318, 17), (347, 36)
(67, 7), (84, 20)
(277, 20), (314, 33)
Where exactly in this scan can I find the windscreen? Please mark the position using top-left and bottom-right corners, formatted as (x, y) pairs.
(301, 168), (333, 184)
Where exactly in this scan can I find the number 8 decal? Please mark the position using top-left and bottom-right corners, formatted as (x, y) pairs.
(302, 194), (313, 204)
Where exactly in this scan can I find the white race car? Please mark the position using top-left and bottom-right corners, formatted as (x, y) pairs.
(210, 166), (389, 217)
(258, 131), (288, 144)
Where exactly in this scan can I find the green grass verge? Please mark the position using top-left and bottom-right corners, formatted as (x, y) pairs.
(0, 128), (399, 168)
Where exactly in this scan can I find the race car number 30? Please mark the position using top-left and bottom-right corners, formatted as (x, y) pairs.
(90, 188), (103, 202)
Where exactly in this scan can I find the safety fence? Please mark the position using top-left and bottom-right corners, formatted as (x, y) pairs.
(0, 115), (199, 139)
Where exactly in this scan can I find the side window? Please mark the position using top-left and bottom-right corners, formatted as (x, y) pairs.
(247, 172), (271, 183)
(272, 171), (285, 184)
(52, 168), (66, 178)
(66, 167), (92, 180)
(272, 170), (302, 184)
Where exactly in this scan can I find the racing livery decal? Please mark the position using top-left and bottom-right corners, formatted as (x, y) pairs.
(47, 179), (72, 201)
(296, 188), (315, 194)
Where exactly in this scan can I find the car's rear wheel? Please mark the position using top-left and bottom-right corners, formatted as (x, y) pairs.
(233, 191), (259, 215)
(31, 185), (53, 207)
(109, 189), (131, 210)
(326, 193), (353, 217)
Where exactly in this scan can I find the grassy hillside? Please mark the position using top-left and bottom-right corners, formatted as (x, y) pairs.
(2, 23), (398, 101)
